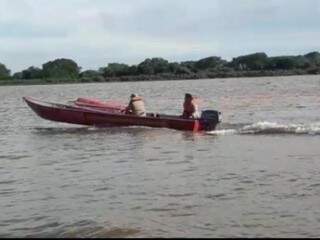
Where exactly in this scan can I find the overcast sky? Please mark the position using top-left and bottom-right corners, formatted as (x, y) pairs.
(0, 0), (319, 72)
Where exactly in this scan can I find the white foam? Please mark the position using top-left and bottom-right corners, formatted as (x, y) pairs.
(207, 121), (320, 136)
(240, 121), (320, 135)
(207, 129), (238, 135)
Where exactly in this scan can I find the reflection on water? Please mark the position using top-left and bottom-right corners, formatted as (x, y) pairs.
(31, 126), (163, 136)
(0, 76), (320, 237)
(31, 126), (209, 144)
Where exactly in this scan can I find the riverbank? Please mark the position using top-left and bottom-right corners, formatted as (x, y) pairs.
(1, 68), (319, 86)
(103, 68), (320, 82)
(2, 51), (320, 86)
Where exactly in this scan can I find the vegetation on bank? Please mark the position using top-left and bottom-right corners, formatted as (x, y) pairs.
(1, 51), (320, 85)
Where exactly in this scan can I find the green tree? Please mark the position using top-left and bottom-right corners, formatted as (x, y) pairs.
(101, 63), (131, 77)
(42, 58), (80, 80)
(21, 66), (43, 79)
(266, 56), (309, 70)
(128, 65), (138, 75)
(137, 58), (154, 74)
(0, 63), (11, 80)
(180, 61), (197, 73)
(292, 56), (310, 69)
(232, 52), (268, 70)
(137, 58), (170, 74)
(12, 72), (23, 79)
(305, 52), (320, 66)
(195, 56), (227, 70)
(79, 70), (104, 82)
(80, 70), (101, 78)
(169, 62), (192, 74)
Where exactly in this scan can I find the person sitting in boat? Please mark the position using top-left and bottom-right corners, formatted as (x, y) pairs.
(125, 94), (146, 116)
(182, 93), (201, 119)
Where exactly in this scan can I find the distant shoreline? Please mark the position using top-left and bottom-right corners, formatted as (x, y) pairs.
(1, 51), (320, 86)
(0, 69), (319, 87)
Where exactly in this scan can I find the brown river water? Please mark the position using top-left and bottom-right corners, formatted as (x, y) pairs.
(0, 75), (320, 237)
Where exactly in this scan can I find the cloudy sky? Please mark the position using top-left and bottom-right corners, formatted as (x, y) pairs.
(0, 0), (319, 72)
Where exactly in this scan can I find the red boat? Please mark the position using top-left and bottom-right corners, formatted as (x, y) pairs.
(23, 97), (221, 132)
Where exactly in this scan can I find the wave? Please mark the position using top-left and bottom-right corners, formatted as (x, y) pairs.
(208, 121), (320, 136)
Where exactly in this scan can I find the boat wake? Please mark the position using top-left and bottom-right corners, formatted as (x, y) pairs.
(208, 121), (320, 136)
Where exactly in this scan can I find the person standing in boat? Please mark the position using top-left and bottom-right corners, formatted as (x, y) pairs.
(125, 94), (146, 116)
(182, 93), (201, 119)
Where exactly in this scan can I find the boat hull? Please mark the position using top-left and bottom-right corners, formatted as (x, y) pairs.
(23, 97), (219, 132)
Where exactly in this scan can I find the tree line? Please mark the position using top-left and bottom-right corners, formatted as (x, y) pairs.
(1, 51), (320, 83)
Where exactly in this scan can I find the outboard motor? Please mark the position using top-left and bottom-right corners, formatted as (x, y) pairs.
(200, 110), (222, 131)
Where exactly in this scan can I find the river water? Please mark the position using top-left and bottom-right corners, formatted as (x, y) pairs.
(0, 75), (320, 237)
